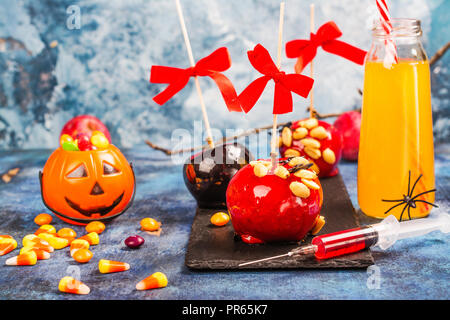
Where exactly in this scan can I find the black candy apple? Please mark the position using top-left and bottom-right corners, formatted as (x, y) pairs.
(183, 143), (253, 208)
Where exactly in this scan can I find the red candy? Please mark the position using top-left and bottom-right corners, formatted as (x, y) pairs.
(124, 235), (145, 249)
(75, 133), (95, 151)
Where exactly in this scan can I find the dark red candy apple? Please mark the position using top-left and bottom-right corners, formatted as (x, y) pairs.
(183, 143), (253, 208)
(333, 111), (361, 161)
(60, 115), (111, 143)
(279, 118), (343, 178)
(226, 157), (325, 243)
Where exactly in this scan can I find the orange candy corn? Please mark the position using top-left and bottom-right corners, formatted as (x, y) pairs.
(136, 272), (168, 291)
(22, 234), (54, 253)
(70, 239), (90, 257)
(20, 247), (50, 260)
(0, 237), (17, 256)
(5, 251), (37, 266)
(73, 249), (93, 263)
(85, 221), (105, 234)
(98, 259), (130, 274)
(35, 224), (56, 235)
(38, 233), (69, 250)
(34, 213), (52, 226)
(58, 276), (90, 295)
(78, 232), (99, 245)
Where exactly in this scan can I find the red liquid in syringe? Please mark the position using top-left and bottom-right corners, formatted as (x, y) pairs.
(312, 226), (379, 259)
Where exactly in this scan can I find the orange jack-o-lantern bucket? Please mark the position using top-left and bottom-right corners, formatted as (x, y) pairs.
(39, 144), (135, 225)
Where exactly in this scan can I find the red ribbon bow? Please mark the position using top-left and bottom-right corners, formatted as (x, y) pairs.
(150, 47), (241, 112)
(285, 21), (367, 73)
(238, 44), (314, 115)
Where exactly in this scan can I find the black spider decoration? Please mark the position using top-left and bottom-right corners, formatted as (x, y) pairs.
(382, 171), (438, 221)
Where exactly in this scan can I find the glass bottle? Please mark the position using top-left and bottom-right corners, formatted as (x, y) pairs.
(358, 19), (435, 220)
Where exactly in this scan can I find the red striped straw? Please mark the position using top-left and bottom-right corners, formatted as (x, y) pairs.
(376, 0), (398, 66)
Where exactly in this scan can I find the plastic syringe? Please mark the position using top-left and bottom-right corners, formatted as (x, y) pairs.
(239, 212), (449, 266)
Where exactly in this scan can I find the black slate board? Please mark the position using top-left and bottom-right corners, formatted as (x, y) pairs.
(185, 173), (374, 269)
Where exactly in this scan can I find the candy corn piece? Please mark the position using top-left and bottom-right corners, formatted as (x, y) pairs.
(98, 259), (130, 274)
(0, 237), (17, 256)
(22, 234), (54, 253)
(136, 272), (168, 291)
(70, 239), (90, 257)
(20, 247), (50, 260)
(38, 233), (69, 250)
(5, 250), (37, 266)
(58, 276), (90, 295)
(78, 232), (99, 245)
(34, 224), (56, 235)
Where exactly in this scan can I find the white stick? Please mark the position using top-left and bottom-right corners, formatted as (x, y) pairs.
(271, 1), (285, 169)
(309, 3), (315, 118)
(175, 0), (215, 148)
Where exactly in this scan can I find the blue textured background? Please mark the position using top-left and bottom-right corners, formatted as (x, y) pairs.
(0, 0), (449, 150)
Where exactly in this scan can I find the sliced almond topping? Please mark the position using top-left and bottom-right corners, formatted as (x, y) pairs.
(304, 118), (318, 129)
(323, 148), (336, 164)
(288, 156), (309, 167)
(281, 127), (293, 147)
(309, 126), (328, 140)
(289, 181), (310, 198)
(274, 166), (290, 179)
(300, 138), (321, 149)
(253, 163), (269, 177)
(311, 216), (325, 235)
(292, 127), (308, 140)
(294, 169), (317, 179)
(284, 148), (301, 157)
(304, 147), (321, 159)
(301, 178), (320, 190)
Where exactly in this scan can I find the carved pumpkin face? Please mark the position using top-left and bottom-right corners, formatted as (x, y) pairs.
(40, 144), (135, 225)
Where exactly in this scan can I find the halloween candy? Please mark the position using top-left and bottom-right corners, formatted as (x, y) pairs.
(34, 213), (52, 226)
(136, 272), (168, 291)
(98, 259), (130, 274)
(58, 276), (90, 295)
(5, 251), (37, 266)
(70, 239), (90, 257)
(73, 249), (93, 263)
(124, 235), (144, 249)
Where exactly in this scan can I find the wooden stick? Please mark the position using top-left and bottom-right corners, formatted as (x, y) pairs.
(175, 0), (214, 148)
(270, 1), (285, 168)
(309, 4), (315, 118)
(430, 41), (450, 66)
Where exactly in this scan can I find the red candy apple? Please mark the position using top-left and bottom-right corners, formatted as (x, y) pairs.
(279, 118), (343, 178)
(226, 157), (325, 243)
(333, 111), (361, 161)
(60, 115), (111, 143)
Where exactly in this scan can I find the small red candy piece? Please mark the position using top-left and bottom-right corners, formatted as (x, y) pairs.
(76, 133), (94, 151)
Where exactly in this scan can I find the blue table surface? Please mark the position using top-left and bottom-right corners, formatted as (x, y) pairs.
(0, 146), (448, 300)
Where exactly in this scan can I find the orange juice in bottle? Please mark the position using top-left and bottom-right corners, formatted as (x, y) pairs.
(358, 19), (435, 220)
